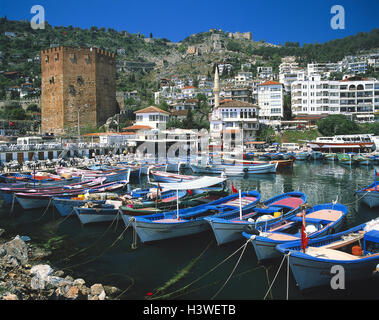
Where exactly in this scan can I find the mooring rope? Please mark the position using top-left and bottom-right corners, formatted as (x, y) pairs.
(148, 240), (213, 299)
(34, 197), (53, 222)
(211, 239), (249, 300)
(10, 193), (16, 213)
(263, 253), (288, 300)
(149, 239), (250, 300)
(163, 265), (264, 300)
(57, 210), (127, 265)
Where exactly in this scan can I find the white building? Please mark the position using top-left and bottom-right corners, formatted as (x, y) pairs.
(126, 106), (170, 130)
(257, 80), (284, 123)
(181, 86), (196, 98)
(209, 67), (259, 142)
(291, 77), (379, 121)
(257, 66), (273, 80)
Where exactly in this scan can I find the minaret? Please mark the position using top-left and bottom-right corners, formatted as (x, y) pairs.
(214, 65), (220, 108)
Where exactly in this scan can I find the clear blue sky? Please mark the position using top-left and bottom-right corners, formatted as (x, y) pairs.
(1, 0), (379, 45)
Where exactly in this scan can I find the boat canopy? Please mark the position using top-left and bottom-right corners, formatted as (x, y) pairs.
(149, 176), (227, 190)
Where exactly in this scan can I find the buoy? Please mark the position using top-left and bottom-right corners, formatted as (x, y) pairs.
(274, 212), (281, 218)
(352, 245), (362, 256)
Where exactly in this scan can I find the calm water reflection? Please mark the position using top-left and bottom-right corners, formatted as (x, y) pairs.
(0, 161), (378, 300)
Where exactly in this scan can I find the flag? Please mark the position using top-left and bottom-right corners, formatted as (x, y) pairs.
(9, 121), (15, 126)
(231, 183), (238, 194)
(187, 189), (193, 195)
(300, 211), (309, 253)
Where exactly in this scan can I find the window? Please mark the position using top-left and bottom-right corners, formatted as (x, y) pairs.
(69, 85), (76, 96)
(77, 76), (84, 85)
(49, 77), (54, 84)
(44, 55), (49, 63)
(70, 53), (76, 63)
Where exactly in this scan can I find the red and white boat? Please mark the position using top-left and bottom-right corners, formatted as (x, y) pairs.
(308, 134), (375, 152)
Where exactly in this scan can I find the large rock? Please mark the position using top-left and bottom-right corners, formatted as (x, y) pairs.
(2, 236), (29, 266)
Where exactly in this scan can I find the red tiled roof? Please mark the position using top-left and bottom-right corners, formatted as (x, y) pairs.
(182, 86), (195, 90)
(134, 106), (170, 115)
(258, 80), (282, 86)
(122, 124), (152, 130)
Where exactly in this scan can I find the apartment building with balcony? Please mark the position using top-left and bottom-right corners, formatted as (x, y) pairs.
(257, 80), (284, 124)
(291, 76), (379, 122)
(209, 99), (260, 141)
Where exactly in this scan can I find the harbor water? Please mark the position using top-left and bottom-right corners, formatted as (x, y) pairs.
(1, 160), (378, 300)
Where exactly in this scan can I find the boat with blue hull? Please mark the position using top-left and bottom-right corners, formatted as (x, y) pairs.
(150, 170), (195, 183)
(276, 218), (379, 291)
(74, 200), (123, 225)
(356, 179), (379, 208)
(53, 192), (120, 217)
(294, 152), (309, 160)
(309, 151), (323, 160)
(244, 202), (347, 262)
(14, 178), (128, 210)
(122, 191), (261, 243)
(205, 192), (307, 245)
(0, 178), (102, 206)
(190, 162), (278, 176)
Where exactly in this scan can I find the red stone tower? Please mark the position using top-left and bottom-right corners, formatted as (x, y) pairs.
(41, 46), (118, 134)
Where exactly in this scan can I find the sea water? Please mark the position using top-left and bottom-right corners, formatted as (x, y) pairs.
(0, 160), (378, 300)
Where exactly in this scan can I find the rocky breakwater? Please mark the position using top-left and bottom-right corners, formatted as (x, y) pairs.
(0, 229), (121, 300)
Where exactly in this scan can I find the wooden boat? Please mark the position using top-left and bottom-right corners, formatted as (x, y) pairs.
(276, 218), (379, 291)
(294, 152), (309, 160)
(244, 202), (347, 262)
(0, 178), (105, 206)
(356, 174), (379, 208)
(190, 162), (277, 176)
(14, 178), (126, 210)
(150, 170), (195, 183)
(123, 191), (261, 243)
(205, 192), (307, 246)
(337, 153), (354, 165)
(309, 151), (323, 160)
(353, 154), (371, 165)
(56, 167), (130, 183)
(53, 192), (121, 217)
(324, 153), (337, 161)
(224, 158), (294, 169)
(0, 172), (81, 185)
(74, 200), (124, 225)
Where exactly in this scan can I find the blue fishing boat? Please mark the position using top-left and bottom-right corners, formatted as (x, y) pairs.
(74, 200), (123, 225)
(150, 170), (195, 183)
(0, 177), (101, 206)
(205, 192), (307, 245)
(14, 178), (128, 210)
(276, 218), (379, 291)
(243, 202), (347, 262)
(123, 190), (261, 243)
(309, 151), (323, 160)
(356, 172), (379, 208)
(294, 152), (309, 160)
(53, 190), (121, 217)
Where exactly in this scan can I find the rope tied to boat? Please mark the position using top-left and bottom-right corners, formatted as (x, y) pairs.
(211, 238), (250, 300)
(263, 252), (291, 300)
(148, 238), (251, 300)
(130, 217), (137, 250)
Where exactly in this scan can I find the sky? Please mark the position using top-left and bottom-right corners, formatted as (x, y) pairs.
(1, 0), (379, 45)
